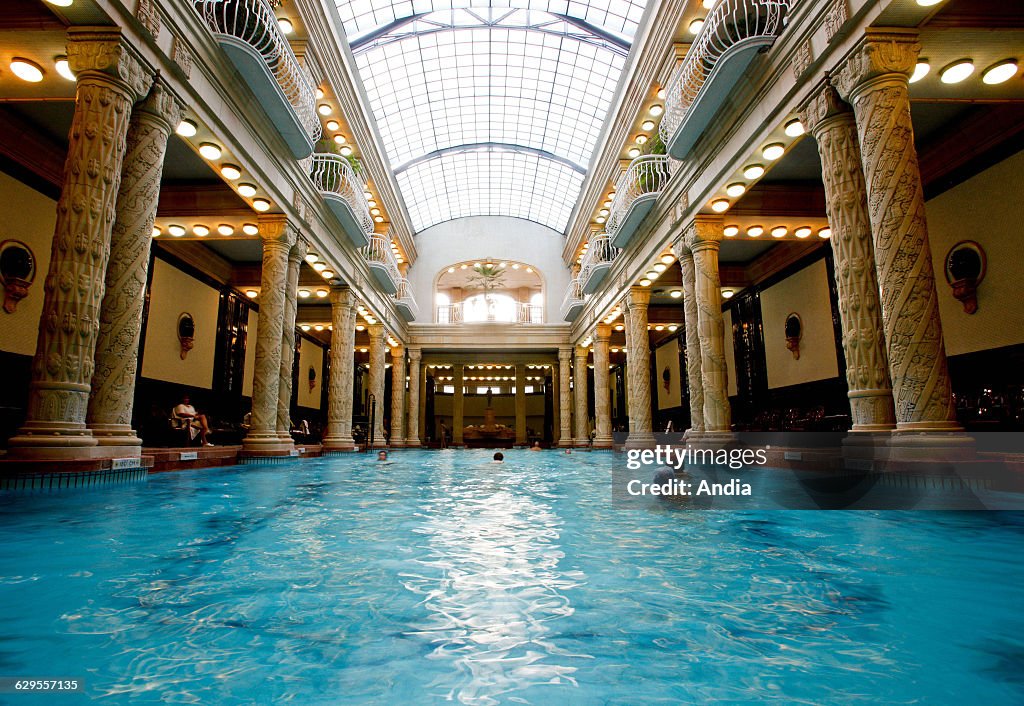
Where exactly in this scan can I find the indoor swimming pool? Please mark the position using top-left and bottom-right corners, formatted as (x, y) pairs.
(1, 450), (1023, 704)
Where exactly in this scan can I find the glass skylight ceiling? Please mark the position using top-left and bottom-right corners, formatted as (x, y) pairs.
(335, 1), (648, 233)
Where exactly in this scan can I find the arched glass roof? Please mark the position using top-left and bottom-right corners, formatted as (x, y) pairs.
(335, 2), (648, 234)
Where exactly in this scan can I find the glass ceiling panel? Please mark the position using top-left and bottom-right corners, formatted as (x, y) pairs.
(337, 2), (647, 233)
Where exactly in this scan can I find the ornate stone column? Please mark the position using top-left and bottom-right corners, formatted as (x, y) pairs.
(452, 364), (465, 446)
(9, 30), (150, 458)
(801, 80), (896, 434)
(551, 361), (561, 446)
(573, 345), (590, 447)
(366, 324), (386, 448)
(673, 244), (705, 440)
(557, 346), (573, 447)
(390, 344), (406, 447)
(625, 288), (655, 448)
(276, 238), (306, 443)
(86, 77), (179, 452)
(684, 218), (733, 441)
(406, 347), (422, 447)
(242, 215), (296, 454)
(515, 364), (527, 445)
(322, 287), (356, 451)
(593, 324), (613, 448)
(835, 30), (966, 449)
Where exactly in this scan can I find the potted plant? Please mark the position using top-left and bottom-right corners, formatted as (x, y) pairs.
(466, 263), (507, 322)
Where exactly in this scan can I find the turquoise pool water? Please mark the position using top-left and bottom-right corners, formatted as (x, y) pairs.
(1, 449), (1023, 704)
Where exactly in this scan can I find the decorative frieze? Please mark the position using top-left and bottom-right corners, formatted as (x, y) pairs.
(135, 0), (161, 40)
(171, 35), (193, 79)
(793, 39), (814, 80)
(824, 0), (849, 43)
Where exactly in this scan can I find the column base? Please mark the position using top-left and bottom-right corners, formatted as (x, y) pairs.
(888, 427), (975, 463)
(404, 439), (421, 448)
(90, 423), (143, 449)
(592, 434), (614, 449)
(390, 439), (406, 448)
(687, 431), (737, 449)
(7, 421), (100, 459)
(242, 431), (295, 456)
(624, 432), (657, 450)
(558, 438), (574, 448)
(321, 435), (356, 453)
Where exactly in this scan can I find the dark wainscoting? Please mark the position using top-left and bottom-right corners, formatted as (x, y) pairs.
(949, 343), (1024, 431)
(0, 351), (32, 445)
(731, 377), (851, 432)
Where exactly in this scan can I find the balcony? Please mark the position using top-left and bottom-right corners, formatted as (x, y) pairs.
(363, 233), (401, 294)
(606, 155), (672, 248)
(309, 154), (373, 248)
(436, 299), (543, 324)
(560, 277), (585, 322)
(194, 0), (320, 158)
(579, 234), (617, 295)
(660, 0), (793, 160)
(394, 278), (418, 321)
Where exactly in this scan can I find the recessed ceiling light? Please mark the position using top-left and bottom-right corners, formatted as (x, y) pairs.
(374, 216), (384, 223)
(313, 262), (327, 272)
(10, 58), (44, 83)
(340, 146), (353, 156)
(635, 134), (648, 145)
(54, 57), (75, 81)
(45, 0), (73, 6)
(176, 119), (198, 137)
(315, 88), (324, 100)
(702, 0), (715, 8)
(916, 0), (943, 5)
(318, 104), (332, 116)
(371, 208), (381, 216)
(305, 254), (319, 265)
(724, 225), (739, 237)
(762, 143), (785, 161)
(218, 224), (234, 236)
(301, 324), (312, 331)
(784, 119), (805, 137)
(277, 17), (293, 34)
(670, 290), (683, 299)
(910, 61), (930, 83)
(743, 164), (765, 180)
(794, 226), (812, 239)
(649, 104), (664, 117)
(168, 224), (185, 237)
(642, 120), (655, 131)
(818, 227), (832, 239)
(639, 278), (652, 287)
(747, 225), (764, 237)
(321, 269), (335, 279)
(654, 325), (665, 331)
(243, 223), (259, 236)
(771, 226), (788, 238)
(246, 290), (259, 299)
(325, 120), (340, 131)
(220, 164), (241, 180)
(238, 183), (257, 197)
(689, 18), (705, 34)
(447, 266), (455, 273)
(653, 263), (667, 273)
(198, 143), (222, 160)
(645, 271), (659, 281)
(603, 200), (612, 208)
(722, 289), (735, 299)
(192, 224), (209, 237)
(595, 216), (606, 224)
(627, 147), (641, 158)
(726, 183), (746, 198)
(711, 199), (730, 213)
(982, 60), (1019, 85)
(940, 59), (974, 84)
(152, 226), (161, 237)
(316, 289), (329, 298)
(314, 325), (324, 332)
(333, 134), (346, 144)
(252, 198), (271, 212)
(661, 254), (675, 264)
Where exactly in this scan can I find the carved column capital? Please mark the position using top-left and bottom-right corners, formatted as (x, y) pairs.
(289, 237), (308, 264)
(682, 214), (725, 251)
(257, 214), (297, 249)
(134, 76), (182, 133)
(329, 286), (355, 308)
(408, 346), (422, 362)
(574, 345), (589, 361)
(391, 343), (405, 358)
(367, 323), (385, 341)
(834, 29), (921, 101)
(558, 345), (573, 364)
(800, 79), (854, 136)
(627, 286), (651, 310)
(66, 28), (150, 101)
(594, 323), (611, 343)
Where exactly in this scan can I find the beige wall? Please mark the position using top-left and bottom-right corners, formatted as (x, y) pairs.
(242, 309), (258, 398)
(723, 308), (737, 397)
(296, 338), (324, 409)
(655, 339), (682, 410)
(140, 258), (220, 389)
(0, 171), (55, 356)
(760, 258), (839, 390)
(927, 149), (1024, 357)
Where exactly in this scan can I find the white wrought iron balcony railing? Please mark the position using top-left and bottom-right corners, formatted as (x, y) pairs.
(394, 277), (418, 321)
(194, 0), (321, 157)
(362, 233), (401, 294)
(606, 154), (672, 248)
(437, 303), (464, 324)
(579, 234), (617, 295)
(516, 302), (544, 324)
(435, 300), (544, 324)
(660, 0), (793, 160)
(560, 277), (585, 322)
(308, 154), (373, 248)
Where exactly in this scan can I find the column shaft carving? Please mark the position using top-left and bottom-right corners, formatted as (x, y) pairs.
(593, 324), (613, 448)
(243, 216), (296, 453)
(87, 78), (180, 449)
(685, 218), (733, 437)
(406, 348), (422, 447)
(802, 81), (896, 432)
(514, 364), (527, 445)
(836, 31), (961, 435)
(625, 288), (655, 448)
(557, 347), (573, 447)
(675, 245), (705, 437)
(573, 346), (589, 447)
(367, 324), (386, 447)
(453, 365), (464, 445)
(10, 31), (149, 457)
(277, 238), (306, 441)
(323, 287), (356, 450)
(390, 345), (406, 447)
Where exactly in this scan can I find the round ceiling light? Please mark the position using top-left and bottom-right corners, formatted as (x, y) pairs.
(784, 119), (805, 137)
(724, 225), (739, 237)
(910, 61), (930, 84)
(220, 164), (241, 180)
(10, 58), (44, 83)
(982, 60), (1019, 85)
(198, 143), (222, 160)
(238, 183), (257, 198)
(252, 198), (271, 212)
(711, 199), (730, 213)
(726, 183), (746, 198)
(762, 143), (785, 161)
(743, 164), (765, 180)
(176, 119), (198, 137)
(243, 223), (259, 236)
(54, 57), (75, 81)
(940, 59), (974, 84)
(747, 225), (764, 238)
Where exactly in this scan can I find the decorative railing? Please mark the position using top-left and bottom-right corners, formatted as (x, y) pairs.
(309, 154), (374, 234)
(516, 302), (544, 324)
(437, 303), (463, 324)
(560, 277), (585, 321)
(579, 233), (617, 287)
(660, 0), (792, 149)
(194, 0), (320, 143)
(362, 233), (401, 289)
(394, 277), (419, 319)
(436, 300), (543, 324)
(606, 155), (672, 239)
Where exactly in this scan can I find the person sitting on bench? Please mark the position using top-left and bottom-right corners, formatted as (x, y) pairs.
(172, 394), (213, 446)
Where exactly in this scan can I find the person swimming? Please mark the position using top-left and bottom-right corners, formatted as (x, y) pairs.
(529, 441), (542, 452)
(493, 452), (504, 463)
(377, 451), (388, 461)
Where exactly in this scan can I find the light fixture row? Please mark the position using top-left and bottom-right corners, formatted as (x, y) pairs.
(723, 224), (832, 240)
(174, 119), (273, 212)
(911, 58), (1019, 86)
(153, 222), (259, 238)
(708, 118), (804, 214)
(305, 251), (338, 281)
(7, 56), (76, 83)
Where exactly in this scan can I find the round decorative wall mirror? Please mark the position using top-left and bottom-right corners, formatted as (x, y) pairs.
(0, 239), (36, 314)
(784, 312), (802, 360)
(177, 312), (195, 360)
(308, 365), (317, 392)
(944, 240), (986, 315)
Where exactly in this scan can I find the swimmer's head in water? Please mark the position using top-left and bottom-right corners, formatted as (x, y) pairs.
(493, 452), (504, 462)
(377, 451), (388, 461)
